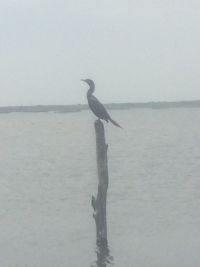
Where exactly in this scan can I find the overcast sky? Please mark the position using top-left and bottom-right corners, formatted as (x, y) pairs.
(0, 0), (200, 106)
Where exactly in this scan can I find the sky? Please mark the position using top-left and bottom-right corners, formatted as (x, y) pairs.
(0, 0), (200, 106)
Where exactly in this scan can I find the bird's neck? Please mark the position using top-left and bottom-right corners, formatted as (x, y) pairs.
(87, 83), (95, 98)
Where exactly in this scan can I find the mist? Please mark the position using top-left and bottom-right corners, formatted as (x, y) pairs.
(1, 0), (200, 105)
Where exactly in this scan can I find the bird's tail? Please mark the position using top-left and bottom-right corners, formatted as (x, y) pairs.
(109, 117), (122, 128)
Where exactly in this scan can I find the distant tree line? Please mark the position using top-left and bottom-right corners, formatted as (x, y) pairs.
(0, 100), (200, 113)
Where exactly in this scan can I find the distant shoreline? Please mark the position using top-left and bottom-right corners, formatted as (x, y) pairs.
(0, 100), (200, 113)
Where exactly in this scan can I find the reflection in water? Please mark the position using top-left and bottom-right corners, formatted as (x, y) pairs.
(92, 241), (114, 267)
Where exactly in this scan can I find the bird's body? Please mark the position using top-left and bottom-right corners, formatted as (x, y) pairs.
(87, 93), (109, 122)
(82, 79), (122, 128)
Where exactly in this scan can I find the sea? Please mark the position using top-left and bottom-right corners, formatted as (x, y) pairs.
(0, 108), (200, 267)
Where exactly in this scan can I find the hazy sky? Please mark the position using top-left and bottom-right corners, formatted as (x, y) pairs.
(0, 0), (200, 105)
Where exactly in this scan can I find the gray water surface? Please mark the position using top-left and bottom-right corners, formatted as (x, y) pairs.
(0, 109), (200, 267)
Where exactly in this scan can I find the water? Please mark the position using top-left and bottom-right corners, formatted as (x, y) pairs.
(0, 109), (200, 267)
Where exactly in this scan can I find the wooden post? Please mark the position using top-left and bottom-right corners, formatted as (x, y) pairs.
(91, 119), (114, 267)
(92, 119), (109, 246)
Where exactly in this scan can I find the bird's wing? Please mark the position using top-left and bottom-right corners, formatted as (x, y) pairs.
(88, 95), (110, 120)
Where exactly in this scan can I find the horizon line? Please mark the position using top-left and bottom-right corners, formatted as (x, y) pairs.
(0, 99), (200, 108)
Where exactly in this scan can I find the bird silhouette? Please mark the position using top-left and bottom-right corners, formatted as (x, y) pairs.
(81, 79), (122, 128)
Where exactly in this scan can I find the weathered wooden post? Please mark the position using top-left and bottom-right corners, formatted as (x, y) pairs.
(91, 119), (113, 267)
(92, 119), (109, 246)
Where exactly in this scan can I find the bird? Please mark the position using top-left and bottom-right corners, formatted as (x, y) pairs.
(81, 79), (122, 128)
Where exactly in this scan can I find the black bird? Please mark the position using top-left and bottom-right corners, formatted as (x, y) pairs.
(81, 79), (122, 128)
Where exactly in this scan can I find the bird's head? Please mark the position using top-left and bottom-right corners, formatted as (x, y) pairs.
(81, 79), (95, 88)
